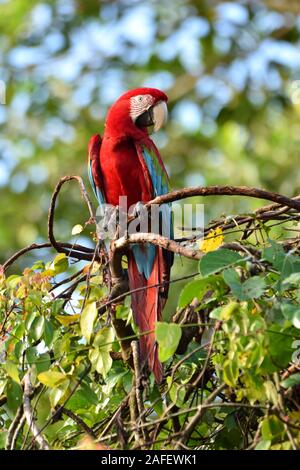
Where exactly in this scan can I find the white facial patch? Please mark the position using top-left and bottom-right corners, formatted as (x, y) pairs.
(130, 94), (154, 122)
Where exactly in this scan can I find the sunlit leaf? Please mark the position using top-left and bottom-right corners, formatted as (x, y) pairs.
(80, 302), (97, 343)
(38, 370), (68, 388)
(156, 322), (182, 362)
(5, 361), (20, 384)
(56, 313), (80, 326)
(71, 224), (83, 235)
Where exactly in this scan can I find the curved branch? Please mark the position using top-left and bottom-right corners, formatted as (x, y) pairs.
(110, 233), (202, 279)
(146, 186), (300, 211)
(3, 242), (52, 272)
(47, 175), (98, 261)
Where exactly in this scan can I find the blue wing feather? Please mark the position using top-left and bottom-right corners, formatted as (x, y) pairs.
(133, 144), (173, 279)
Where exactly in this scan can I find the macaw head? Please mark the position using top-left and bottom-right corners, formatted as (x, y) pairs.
(105, 87), (168, 138)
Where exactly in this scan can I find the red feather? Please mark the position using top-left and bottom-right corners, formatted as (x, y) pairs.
(88, 88), (171, 382)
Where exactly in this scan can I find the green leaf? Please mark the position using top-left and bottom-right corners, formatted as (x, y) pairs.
(36, 353), (51, 374)
(199, 249), (244, 277)
(90, 349), (112, 377)
(167, 377), (186, 407)
(223, 268), (242, 297)
(48, 379), (70, 407)
(79, 382), (99, 405)
(209, 306), (223, 319)
(263, 241), (285, 270)
(281, 373), (300, 389)
(0, 431), (8, 450)
(89, 327), (115, 377)
(52, 253), (69, 274)
(219, 302), (239, 321)
(38, 370), (68, 388)
(263, 242), (300, 278)
(223, 270), (266, 300)
(261, 415), (285, 441)
(156, 322), (182, 362)
(25, 310), (37, 331)
(30, 315), (45, 341)
(31, 260), (45, 271)
(222, 359), (238, 387)
(44, 319), (54, 347)
(282, 272), (300, 288)
(26, 347), (39, 366)
(93, 327), (114, 350)
(67, 388), (97, 410)
(6, 379), (22, 412)
(240, 277), (266, 300)
(5, 361), (20, 384)
(264, 380), (279, 406)
(281, 303), (300, 329)
(6, 275), (21, 289)
(264, 325), (294, 371)
(178, 278), (210, 308)
(80, 302), (97, 343)
(255, 440), (271, 450)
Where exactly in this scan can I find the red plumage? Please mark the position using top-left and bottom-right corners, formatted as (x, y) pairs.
(88, 88), (172, 382)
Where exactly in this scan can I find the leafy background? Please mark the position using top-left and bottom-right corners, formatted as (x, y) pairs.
(1, 0), (300, 263)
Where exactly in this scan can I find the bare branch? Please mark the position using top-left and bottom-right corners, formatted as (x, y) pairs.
(174, 383), (227, 449)
(23, 371), (50, 450)
(5, 405), (24, 450)
(146, 185), (300, 211)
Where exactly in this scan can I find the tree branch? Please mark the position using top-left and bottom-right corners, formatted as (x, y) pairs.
(23, 371), (50, 450)
(146, 185), (300, 211)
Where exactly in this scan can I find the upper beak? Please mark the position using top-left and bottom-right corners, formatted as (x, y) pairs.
(135, 100), (168, 132)
(152, 100), (168, 132)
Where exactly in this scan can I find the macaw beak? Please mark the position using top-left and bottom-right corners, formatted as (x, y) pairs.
(152, 100), (168, 132)
(135, 100), (168, 132)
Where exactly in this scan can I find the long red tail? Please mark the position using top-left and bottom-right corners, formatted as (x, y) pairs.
(127, 248), (169, 383)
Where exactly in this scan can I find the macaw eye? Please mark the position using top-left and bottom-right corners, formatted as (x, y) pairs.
(137, 96), (144, 102)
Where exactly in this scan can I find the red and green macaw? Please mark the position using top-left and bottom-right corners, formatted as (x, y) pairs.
(88, 88), (173, 382)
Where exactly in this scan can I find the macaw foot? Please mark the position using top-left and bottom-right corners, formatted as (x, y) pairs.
(131, 201), (145, 218)
(96, 205), (119, 240)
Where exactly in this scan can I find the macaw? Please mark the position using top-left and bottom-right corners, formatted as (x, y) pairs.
(88, 88), (173, 383)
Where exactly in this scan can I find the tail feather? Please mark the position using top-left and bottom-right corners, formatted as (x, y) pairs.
(128, 247), (169, 383)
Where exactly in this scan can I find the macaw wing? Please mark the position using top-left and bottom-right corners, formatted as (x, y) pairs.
(133, 142), (174, 280)
(135, 142), (173, 239)
(135, 142), (170, 198)
(88, 134), (105, 206)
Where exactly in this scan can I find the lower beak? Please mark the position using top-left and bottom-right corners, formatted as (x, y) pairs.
(135, 101), (168, 132)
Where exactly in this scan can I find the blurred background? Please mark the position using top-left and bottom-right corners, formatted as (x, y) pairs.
(1, 0), (300, 282)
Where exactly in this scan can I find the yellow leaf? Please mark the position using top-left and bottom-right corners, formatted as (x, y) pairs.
(72, 224), (83, 236)
(38, 370), (68, 388)
(56, 314), (81, 326)
(199, 227), (224, 253)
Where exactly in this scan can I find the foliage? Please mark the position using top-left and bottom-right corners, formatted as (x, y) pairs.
(1, 0), (300, 451)
(1, 218), (300, 449)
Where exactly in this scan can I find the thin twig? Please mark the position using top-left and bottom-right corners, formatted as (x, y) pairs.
(60, 407), (97, 439)
(23, 371), (50, 450)
(5, 405), (24, 450)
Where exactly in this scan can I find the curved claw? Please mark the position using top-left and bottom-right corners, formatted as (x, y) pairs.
(132, 201), (144, 218)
